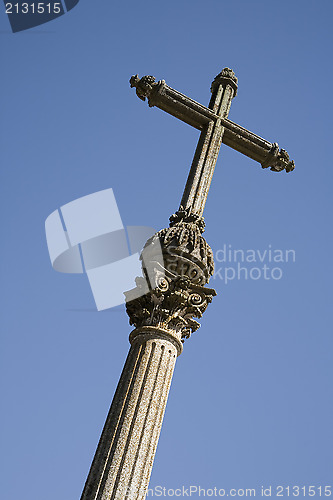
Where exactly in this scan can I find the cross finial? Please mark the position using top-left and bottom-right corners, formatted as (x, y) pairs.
(211, 67), (238, 95)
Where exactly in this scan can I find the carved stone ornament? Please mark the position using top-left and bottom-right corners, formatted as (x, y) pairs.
(129, 74), (165, 107)
(261, 142), (295, 173)
(125, 206), (216, 341)
(211, 67), (238, 96)
(130, 72), (295, 175)
(142, 206), (214, 286)
(125, 273), (216, 342)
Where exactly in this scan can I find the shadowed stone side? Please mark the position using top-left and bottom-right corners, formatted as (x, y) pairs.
(80, 327), (181, 500)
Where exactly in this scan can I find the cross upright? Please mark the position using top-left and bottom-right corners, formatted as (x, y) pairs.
(80, 69), (294, 500)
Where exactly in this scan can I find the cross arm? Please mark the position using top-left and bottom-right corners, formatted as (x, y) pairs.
(130, 74), (295, 173)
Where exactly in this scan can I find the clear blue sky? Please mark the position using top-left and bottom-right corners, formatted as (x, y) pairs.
(1, 1), (332, 499)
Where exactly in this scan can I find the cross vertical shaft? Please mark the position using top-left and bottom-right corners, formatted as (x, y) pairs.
(181, 69), (238, 216)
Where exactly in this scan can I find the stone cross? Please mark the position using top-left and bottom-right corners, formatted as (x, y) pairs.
(80, 69), (294, 500)
(130, 68), (294, 217)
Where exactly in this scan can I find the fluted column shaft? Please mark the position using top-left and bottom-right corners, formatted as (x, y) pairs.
(80, 327), (182, 500)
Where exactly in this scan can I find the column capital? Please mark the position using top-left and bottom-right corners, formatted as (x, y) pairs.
(125, 275), (216, 345)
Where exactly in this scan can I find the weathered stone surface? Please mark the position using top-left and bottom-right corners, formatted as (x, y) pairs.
(142, 207), (214, 286)
(130, 69), (295, 196)
(126, 276), (216, 342)
(81, 209), (217, 499)
(80, 68), (294, 500)
(80, 329), (180, 500)
(125, 205), (216, 341)
(80, 206), (217, 499)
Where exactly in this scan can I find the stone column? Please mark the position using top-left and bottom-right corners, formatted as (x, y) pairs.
(80, 327), (181, 500)
(81, 208), (216, 500)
